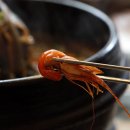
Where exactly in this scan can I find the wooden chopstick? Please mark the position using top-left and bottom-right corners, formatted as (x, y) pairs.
(53, 58), (130, 71)
(53, 58), (130, 84)
(98, 75), (130, 84)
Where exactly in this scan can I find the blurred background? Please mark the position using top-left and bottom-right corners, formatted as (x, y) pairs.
(79, 0), (130, 130)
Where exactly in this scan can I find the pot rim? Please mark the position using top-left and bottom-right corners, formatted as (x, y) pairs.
(0, 0), (117, 83)
(39, 0), (118, 61)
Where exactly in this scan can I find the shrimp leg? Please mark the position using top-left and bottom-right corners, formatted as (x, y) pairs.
(90, 82), (103, 95)
(63, 71), (94, 97)
(85, 82), (94, 98)
(70, 79), (94, 97)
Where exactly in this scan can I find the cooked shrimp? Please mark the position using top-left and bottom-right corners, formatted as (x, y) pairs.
(38, 49), (130, 117)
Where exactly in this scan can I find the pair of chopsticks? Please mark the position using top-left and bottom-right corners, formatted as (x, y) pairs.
(53, 58), (130, 84)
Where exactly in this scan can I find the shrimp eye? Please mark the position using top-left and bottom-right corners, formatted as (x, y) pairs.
(53, 68), (59, 71)
(46, 65), (60, 72)
(52, 66), (60, 72)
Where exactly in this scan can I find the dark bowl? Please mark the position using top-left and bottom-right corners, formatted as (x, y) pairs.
(0, 0), (129, 130)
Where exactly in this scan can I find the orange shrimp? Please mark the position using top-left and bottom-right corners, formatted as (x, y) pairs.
(38, 49), (130, 117)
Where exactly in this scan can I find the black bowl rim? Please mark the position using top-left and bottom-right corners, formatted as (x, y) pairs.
(0, 0), (117, 83)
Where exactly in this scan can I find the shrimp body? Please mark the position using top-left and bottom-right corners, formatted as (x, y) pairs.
(38, 49), (130, 117)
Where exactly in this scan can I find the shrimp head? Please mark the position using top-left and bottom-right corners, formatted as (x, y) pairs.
(38, 49), (65, 81)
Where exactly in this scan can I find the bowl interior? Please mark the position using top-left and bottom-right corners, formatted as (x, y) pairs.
(6, 0), (110, 61)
